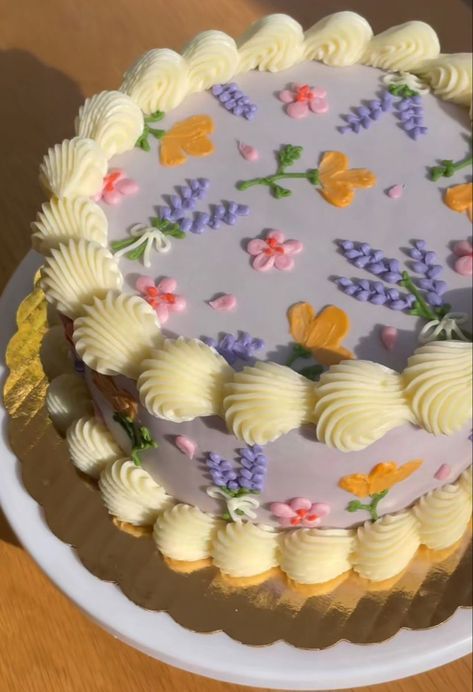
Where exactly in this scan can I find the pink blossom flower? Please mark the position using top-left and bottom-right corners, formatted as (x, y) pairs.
(453, 239), (473, 276)
(135, 276), (186, 324)
(247, 229), (303, 272)
(277, 83), (329, 119)
(270, 498), (331, 528)
(94, 169), (139, 205)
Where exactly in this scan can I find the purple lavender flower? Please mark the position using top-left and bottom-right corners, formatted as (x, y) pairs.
(338, 240), (402, 284)
(203, 332), (265, 366)
(407, 240), (447, 307)
(211, 83), (257, 120)
(395, 95), (428, 140)
(338, 91), (393, 134)
(336, 277), (416, 311)
(206, 445), (268, 494)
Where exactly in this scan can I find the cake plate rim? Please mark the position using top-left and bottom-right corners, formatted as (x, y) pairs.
(0, 252), (471, 691)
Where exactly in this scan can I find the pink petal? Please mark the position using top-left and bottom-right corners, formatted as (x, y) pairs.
(115, 178), (139, 196)
(386, 184), (405, 200)
(454, 255), (473, 276)
(171, 295), (186, 312)
(266, 229), (285, 244)
(435, 463), (452, 481)
(309, 97), (329, 114)
(312, 87), (327, 99)
(286, 101), (310, 119)
(157, 277), (177, 293)
(278, 90), (294, 104)
(453, 240), (473, 257)
(252, 253), (275, 272)
(175, 435), (197, 460)
(208, 294), (237, 311)
(290, 497), (312, 512)
(278, 517), (295, 528)
(274, 254), (295, 271)
(92, 191), (103, 202)
(311, 502), (331, 518)
(238, 141), (259, 161)
(270, 502), (296, 519)
(247, 239), (268, 256)
(302, 517), (321, 528)
(135, 275), (155, 294)
(102, 189), (122, 205)
(282, 240), (303, 255)
(156, 303), (169, 324)
(380, 326), (399, 351)
(108, 169), (125, 181)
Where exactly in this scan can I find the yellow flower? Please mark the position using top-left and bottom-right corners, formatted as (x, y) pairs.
(288, 302), (353, 366)
(444, 183), (473, 221)
(318, 151), (376, 208)
(339, 460), (423, 498)
(160, 115), (215, 167)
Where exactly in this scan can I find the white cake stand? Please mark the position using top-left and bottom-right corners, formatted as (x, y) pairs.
(0, 253), (471, 691)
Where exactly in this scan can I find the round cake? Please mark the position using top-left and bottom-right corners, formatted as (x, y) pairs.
(36, 11), (472, 585)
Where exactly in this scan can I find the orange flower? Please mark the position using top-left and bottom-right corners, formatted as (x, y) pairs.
(339, 460), (423, 498)
(288, 302), (353, 366)
(318, 151), (376, 208)
(160, 115), (215, 167)
(444, 183), (473, 221)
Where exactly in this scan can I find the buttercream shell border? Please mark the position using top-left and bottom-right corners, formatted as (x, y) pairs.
(4, 282), (472, 649)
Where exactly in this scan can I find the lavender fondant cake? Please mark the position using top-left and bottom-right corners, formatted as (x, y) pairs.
(38, 11), (472, 585)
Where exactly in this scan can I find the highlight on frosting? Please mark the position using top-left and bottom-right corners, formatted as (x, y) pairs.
(414, 53), (472, 106)
(138, 337), (233, 421)
(31, 197), (108, 254)
(182, 30), (239, 93)
(153, 504), (221, 561)
(403, 341), (473, 435)
(237, 14), (304, 73)
(39, 137), (108, 199)
(277, 83), (329, 118)
(40, 239), (123, 319)
(361, 20), (440, 72)
(303, 11), (373, 65)
(211, 522), (278, 577)
(75, 90), (144, 157)
(247, 229), (303, 272)
(99, 458), (171, 526)
(73, 292), (162, 378)
(66, 415), (122, 478)
(46, 373), (94, 434)
(414, 481), (472, 550)
(280, 528), (355, 584)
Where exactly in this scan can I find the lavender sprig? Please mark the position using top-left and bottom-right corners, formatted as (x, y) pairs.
(211, 83), (257, 120)
(396, 95), (428, 140)
(337, 277), (416, 311)
(339, 91), (393, 134)
(203, 332), (264, 366)
(407, 240), (447, 308)
(338, 240), (402, 284)
(206, 446), (267, 495)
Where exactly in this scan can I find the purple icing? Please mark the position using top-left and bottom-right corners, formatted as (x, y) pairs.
(202, 332), (265, 366)
(338, 90), (393, 134)
(336, 277), (416, 311)
(211, 83), (257, 119)
(407, 240), (447, 307)
(338, 240), (402, 284)
(206, 445), (268, 493)
(396, 96), (428, 140)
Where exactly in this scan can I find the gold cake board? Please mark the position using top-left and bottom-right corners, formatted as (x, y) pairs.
(3, 278), (472, 649)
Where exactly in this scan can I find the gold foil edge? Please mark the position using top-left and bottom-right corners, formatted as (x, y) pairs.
(3, 283), (472, 649)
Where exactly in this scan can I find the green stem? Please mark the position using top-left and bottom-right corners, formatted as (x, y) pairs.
(367, 490), (389, 521)
(238, 171), (311, 190)
(285, 344), (312, 367)
(400, 271), (446, 321)
(430, 155), (473, 181)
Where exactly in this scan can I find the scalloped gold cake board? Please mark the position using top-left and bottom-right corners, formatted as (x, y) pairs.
(3, 279), (472, 649)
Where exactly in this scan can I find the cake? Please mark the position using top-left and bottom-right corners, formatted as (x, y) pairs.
(36, 11), (472, 587)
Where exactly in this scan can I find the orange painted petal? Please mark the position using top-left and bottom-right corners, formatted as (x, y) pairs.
(333, 168), (376, 190)
(319, 180), (355, 208)
(182, 134), (214, 158)
(445, 183), (473, 216)
(288, 302), (316, 346)
(160, 137), (187, 167)
(319, 151), (349, 182)
(313, 345), (353, 366)
(167, 115), (214, 140)
(306, 306), (351, 348)
(367, 462), (398, 494)
(339, 473), (370, 499)
(392, 459), (423, 485)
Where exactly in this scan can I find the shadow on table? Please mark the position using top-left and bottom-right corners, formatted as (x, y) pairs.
(0, 49), (83, 290)
(0, 508), (19, 547)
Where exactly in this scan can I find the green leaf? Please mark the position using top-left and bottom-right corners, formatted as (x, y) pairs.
(145, 110), (165, 122)
(307, 168), (320, 186)
(277, 144), (303, 170)
(299, 365), (324, 381)
(126, 243), (146, 261)
(148, 127), (166, 140)
(271, 184), (291, 199)
(111, 237), (135, 252)
(347, 500), (362, 513)
(150, 217), (186, 239)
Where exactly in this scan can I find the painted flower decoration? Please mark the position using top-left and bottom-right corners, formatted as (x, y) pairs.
(270, 498), (330, 528)
(318, 151), (376, 208)
(339, 460), (423, 499)
(278, 83), (329, 119)
(160, 115), (215, 167)
(452, 239), (473, 276)
(288, 302), (353, 366)
(94, 169), (139, 205)
(135, 276), (186, 324)
(444, 183), (473, 221)
(247, 229), (303, 272)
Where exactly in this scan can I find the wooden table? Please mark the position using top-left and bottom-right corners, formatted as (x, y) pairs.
(0, 1), (471, 690)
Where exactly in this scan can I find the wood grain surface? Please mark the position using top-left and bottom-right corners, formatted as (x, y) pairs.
(0, 1), (471, 690)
